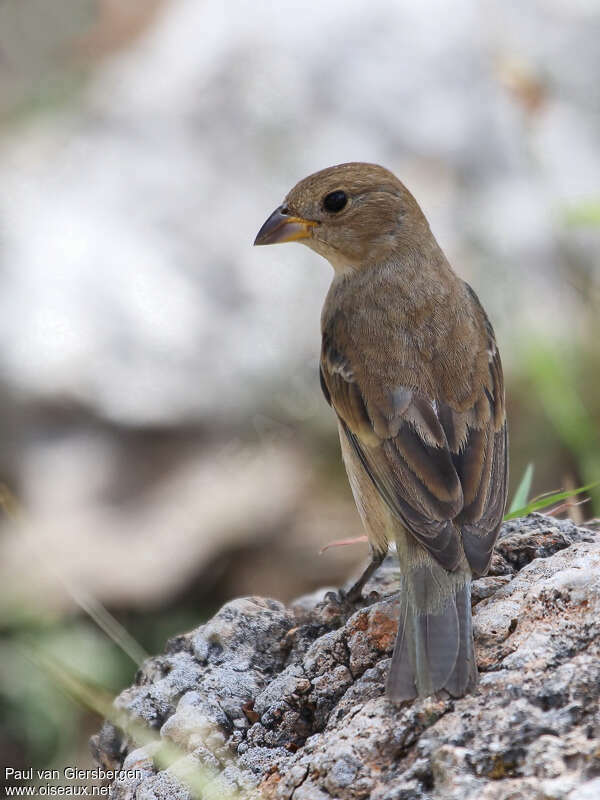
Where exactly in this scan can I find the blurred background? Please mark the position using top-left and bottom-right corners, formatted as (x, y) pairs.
(0, 0), (599, 786)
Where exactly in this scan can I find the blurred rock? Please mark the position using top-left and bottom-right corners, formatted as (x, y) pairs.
(92, 514), (600, 799)
(0, 0), (599, 425)
(0, 426), (363, 615)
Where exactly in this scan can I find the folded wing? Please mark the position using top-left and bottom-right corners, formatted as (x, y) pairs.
(320, 314), (507, 576)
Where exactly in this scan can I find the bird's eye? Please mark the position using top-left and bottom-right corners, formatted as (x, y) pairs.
(322, 190), (348, 213)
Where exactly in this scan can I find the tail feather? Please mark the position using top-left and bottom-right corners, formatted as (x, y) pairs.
(386, 601), (417, 701)
(444, 582), (478, 697)
(386, 574), (477, 702)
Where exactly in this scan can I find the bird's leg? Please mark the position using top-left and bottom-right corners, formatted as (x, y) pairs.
(343, 549), (386, 603)
(320, 534), (368, 554)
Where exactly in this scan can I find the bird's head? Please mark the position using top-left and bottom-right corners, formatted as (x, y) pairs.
(254, 162), (432, 274)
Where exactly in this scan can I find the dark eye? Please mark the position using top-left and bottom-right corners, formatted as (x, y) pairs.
(322, 190), (348, 213)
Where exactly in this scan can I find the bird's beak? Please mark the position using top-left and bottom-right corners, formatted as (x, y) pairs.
(254, 205), (317, 246)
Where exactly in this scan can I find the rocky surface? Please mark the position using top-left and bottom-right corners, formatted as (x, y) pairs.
(91, 514), (600, 799)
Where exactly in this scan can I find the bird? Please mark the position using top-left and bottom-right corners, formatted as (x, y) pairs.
(254, 163), (508, 701)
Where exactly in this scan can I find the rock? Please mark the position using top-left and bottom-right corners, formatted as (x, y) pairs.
(91, 515), (600, 799)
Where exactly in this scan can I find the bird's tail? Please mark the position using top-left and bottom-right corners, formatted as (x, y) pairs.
(386, 561), (477, 701)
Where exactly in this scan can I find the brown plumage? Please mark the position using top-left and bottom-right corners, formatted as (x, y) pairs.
(254, 163), (508, 701)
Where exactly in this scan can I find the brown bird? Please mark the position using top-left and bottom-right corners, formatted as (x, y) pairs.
(254, 163), (508, 701)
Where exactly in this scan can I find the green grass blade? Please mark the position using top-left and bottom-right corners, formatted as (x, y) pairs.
(64, 584), (148, 667)
(504, 480), (600, 520)
(508, 463), (534, 513)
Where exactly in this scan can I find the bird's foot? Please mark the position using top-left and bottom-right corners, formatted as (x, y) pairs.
(340, 550), (387, 604)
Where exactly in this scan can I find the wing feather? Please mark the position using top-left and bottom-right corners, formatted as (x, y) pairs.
(320, 297), (507, 577)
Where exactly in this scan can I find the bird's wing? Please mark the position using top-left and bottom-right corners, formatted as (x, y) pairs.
(441, 303), (508, 576)
(320, 336), (464, 571)
(320, 312), (507, 576)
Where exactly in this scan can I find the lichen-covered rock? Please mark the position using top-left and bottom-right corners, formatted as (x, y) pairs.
(91, 515), (600, 799)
